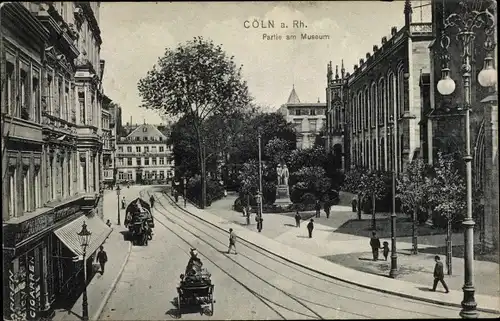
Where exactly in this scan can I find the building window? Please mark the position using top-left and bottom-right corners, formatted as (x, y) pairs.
(159, 146), (164, 152)
(371, 83), (377, 128)
(22, 167), (29, 213)
(309, 120), (317, 132)
(364, 88), (369, 129)
(127, 171), (133, 180)
(3, 62), (15, 115)
(136, 146), (141, 153)
(357, 93), (362, 131)
(388, 73), (395, 123)
(32, 76), (40, 123)
(127, 146), (132, 153)
(118, 171), (124, 180)
(144, 146), (149, 153)
(20, 70), (29, 119)
(294, 120), (302, 132)
(143, 127), (147, 132)
(310, 109), (316, 116)
(118, 146), (123, 152)
(135, 137), (140, 141)
(34, 168), (41, 208)
(159, 157), (165, 165)
(378, 80), (385, 125)
(64, 86), (69, 121)
(127, 158), (132, 166)
(118, 157), (123, 166)
(159, 136), (163, 141)
(58, 78), (63, 118)
(151, 146), (157, 153)
(78, 91), (85, 124)
(144, 158), (149, 166)
(8, 168), (16, 219)
(397, 67), (405, 117)
(159, 171), (165, 179)
(152, 158), (157, 166)
(136, 158), (141, 166)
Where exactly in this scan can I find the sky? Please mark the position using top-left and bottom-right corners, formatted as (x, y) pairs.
(99, 1), (431, 125)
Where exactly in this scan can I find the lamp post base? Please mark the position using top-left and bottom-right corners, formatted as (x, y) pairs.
(460, 286), (479, 318)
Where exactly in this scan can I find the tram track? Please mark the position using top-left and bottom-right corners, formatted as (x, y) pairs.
(140, 187), (460, 319)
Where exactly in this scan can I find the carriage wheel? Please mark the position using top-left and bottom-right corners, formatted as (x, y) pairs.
(144, 235), (148, 246)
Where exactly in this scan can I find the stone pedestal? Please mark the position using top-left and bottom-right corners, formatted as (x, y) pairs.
(274, 185), (292, 208)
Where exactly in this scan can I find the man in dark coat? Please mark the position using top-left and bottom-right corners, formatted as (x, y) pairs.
(370, 231), (381, 261)
(323, 201), (331, 219)
(431, 255), (449, 293)
(295, 211), (301, 228)
(307, 219), (314, 238)
(315, 200), (321, 218)
(96, 246), (108, 275)
(150, 195), (155, 208)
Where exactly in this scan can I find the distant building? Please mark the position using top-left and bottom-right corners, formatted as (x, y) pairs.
(101, 94), (115, 185)
(279, 87), (327, 149)
(115, 123), (175, 183)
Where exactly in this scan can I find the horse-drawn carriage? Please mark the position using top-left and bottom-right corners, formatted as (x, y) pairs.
(124, 198), (154, 246)
(176, 249), (215, 316)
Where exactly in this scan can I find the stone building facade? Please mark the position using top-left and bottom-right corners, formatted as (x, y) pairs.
(115, 123), (175, 184)
(278, 87), (327, 150)
(1, 2), (110, 319)
(422, 0), (498, 250)
(325, 0), (432, 173)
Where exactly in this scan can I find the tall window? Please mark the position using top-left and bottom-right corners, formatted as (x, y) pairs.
(371, 83), (377, 127)
(159, 146), (164, 152)
(79, 91), (85, 124)
(89, 94), (95, 125)
(34, 168), (41, 208)
(32, 75), (40, 122)
(136, 158), (141, 166)
(388, 73), (395, 123)
(144, 146), (149, 153)
(159, 157), (165, 165)
(378, 80), (385, 124)
(364, 88), (369, 129)
(151, 146), (157, 153)
(351, 96), (356, 132)
(397, 67), (405, 117)
(127, 158), (132, 166)
(357, 93), (362, 131)
(9, 168), (17, 219)
(136, 146), (141, 153)
(20, 70), (28, 119)
(47, 74), (53, 114)
(4, 62), (14, 114)
(152, 158), (157, 166)
(127, 146), (132, 153)
(64, 86), (69, 121)
(22, 167), (29, 212)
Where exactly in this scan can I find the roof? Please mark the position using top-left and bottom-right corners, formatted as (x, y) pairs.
(287, 87), (301, 104)
(126, 123), (168, 140)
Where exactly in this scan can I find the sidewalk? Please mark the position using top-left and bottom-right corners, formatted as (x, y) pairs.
(166, 193), (500, 314)
(51, 187), (142, 321)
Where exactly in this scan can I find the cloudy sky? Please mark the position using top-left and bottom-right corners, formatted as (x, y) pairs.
(100, 1), (429, 125)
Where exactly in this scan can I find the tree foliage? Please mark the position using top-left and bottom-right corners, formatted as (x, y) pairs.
(396, 158), (430, 215)
(288, 146), (328, 173)
(290, 166), (331, 201)
(264, 138), (292, 164)
(341, 167), (368, 195)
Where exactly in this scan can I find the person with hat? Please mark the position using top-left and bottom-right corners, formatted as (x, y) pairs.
(307, 219), (314, 238)
(185, 248), (203, 276)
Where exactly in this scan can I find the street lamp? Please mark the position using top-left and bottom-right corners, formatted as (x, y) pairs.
(436, 1), (496, 318)
(388, 116), (398, 279)
(257, 133), (264, 232)
(183, 177), (187, 208)
(116, 185), (121, 225)
(77, 222), (92, 321)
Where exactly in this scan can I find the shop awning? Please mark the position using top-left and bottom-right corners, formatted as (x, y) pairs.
(54, 215), (112, 259)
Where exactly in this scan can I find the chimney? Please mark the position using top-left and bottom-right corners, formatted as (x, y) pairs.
(391, 26), (397, 36)
(381, 36), (388, 45)
(373, 45), (379, 52)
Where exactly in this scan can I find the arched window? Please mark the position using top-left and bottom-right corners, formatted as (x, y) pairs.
(372, 138), (377, 169)
(380, 138), (385, 170)
(388, 73), (395, 124)
(371, 83), (377, 128)
(364, 88), (369, 129)
(351, 95), (356, 133)
(353, 142), (357, 165)
(397, 66), (405, 117)
(378, 79), (385, 125)
(357, 92), (362, 131)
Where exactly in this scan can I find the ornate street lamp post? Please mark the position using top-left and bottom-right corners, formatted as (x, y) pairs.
(77, 222), (92, 321)
(183, 177), (187, 208)
(257, 132), (264, 232)
(116, 185), (121, 225)
(388, 116), (398, 278)
(436, 1), (497, 318)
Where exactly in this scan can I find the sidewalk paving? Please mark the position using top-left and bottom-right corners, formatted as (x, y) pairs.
(168, 193), (500, 314)
(51, 186), (143, 321)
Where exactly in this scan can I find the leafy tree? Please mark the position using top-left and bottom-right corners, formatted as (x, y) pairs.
(138, 37), (251, 208)
(396, 158), (430, 254)
(264, 138), (292, 165)
(361, 170), (391, 231)
(290, 166), (331, 202)
(427, 152), (466, 275)
(342, 167), (368, 220)
(288, 146), (328, 173)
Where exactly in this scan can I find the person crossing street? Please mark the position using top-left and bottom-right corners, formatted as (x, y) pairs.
(227, 228), (237, 254)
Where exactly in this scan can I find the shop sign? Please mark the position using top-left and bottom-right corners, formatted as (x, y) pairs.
(27, 255), (41, 320)
(16, 215), (54, 244)
(54, 204), (80, 223)
(8, 267), (27, 320)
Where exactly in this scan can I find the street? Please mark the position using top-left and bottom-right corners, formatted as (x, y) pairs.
(97, 187), (488, 320)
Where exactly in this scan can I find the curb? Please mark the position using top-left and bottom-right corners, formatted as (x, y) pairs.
(161, 191), (500, 315)
(92, 238), (133, 321)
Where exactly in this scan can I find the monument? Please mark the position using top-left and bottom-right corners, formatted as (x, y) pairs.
(274, 163), (292, 207)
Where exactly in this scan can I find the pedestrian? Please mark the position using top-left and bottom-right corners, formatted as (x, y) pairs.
(96, 246), (108, 275)
(315, 200), (321, 218)
(256, 216), (263, 232)
(121, 196), (126, 209)
(382, 241), (389, 261)
(323, 201), (331, 219)
(295, 211), (301, 228)
(307, 219), (314, 238)
(227, 228), (237, 254)
(370, 231), (381, 261)
(150, 195), (155, 208)
(106, 219), (112, 228)
(431, 255), (449, 293)
(242, 205), (247, 217)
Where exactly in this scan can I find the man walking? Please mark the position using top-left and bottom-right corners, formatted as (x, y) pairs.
(315, 200), (321, 218)
(431, 255), (449, 293)
(96, 246), (108, 275)
(150, 194), (155, 208)
(370, 231), (381, 261)
(324, 201), (331, 219)
(307, 219), (314, 238)
(227, 228), (237, 254)
(121, 196), (126, 209)
(295, 211), (301, 228)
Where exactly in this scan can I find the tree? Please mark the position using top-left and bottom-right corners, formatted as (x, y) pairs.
(342, 167), (368, 220)
(264, 138), (292, 165)
(361, 170), (390, 231)
(428, 152), (466, 275)
(288, 146), (328, 173)
(291, 166), (331, 202)
(138, 37), (251, 208)
(396, 158), (430, 254)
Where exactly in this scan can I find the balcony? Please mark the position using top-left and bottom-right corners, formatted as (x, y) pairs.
(2, 115), (43, 143)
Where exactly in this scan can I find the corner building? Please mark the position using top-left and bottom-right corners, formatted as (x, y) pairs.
(1, 3), (110, 319)
(325, 0), (432, 173)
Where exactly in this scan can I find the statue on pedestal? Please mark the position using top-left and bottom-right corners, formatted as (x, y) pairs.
(282, 164), (289, 186)
(276, 164), (283, 185)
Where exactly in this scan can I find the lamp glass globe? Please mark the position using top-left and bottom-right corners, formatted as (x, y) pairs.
(437, 77), (456, 96)
(478, 68), (497, 88)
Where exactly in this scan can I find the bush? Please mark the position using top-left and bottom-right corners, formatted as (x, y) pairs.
(186, 175), (225, 207)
